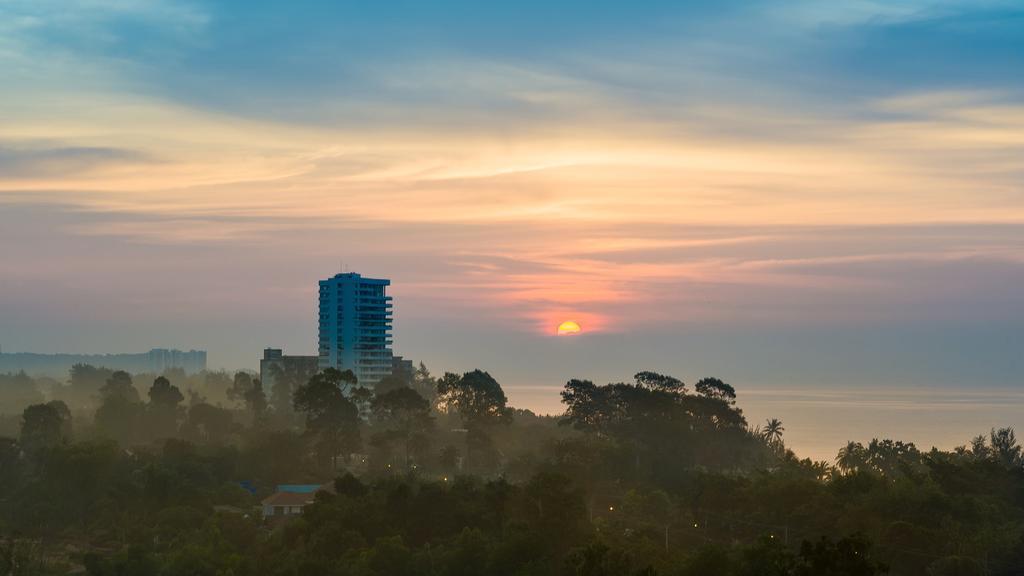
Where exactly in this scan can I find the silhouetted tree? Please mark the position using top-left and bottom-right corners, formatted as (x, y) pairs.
(351, 385), (374, 421)
(969, 435), (990, 460)
(864, 438), (921, 477)
(67, 363), (114, 408)
(0, 438), (19, 493)
(19, 401), (71, 455)
(795, 534), (888, 575)
(0, 372), (44, 416)
(836, 441), (867, 474)
(413, 361), (437, 403)
(436, 370), (513, 429)
(764, 418), (785, 446)
(634, 371), (686, 393)
(100, 371), (139, 403)
(202, 370), (233, 404)
(437, 370), (512, 471)
(695, 377), (736, 404)
(147, 376), (184, 440)
(293, 368), (361, 469)
(183, 402), (235, 445)
(439, 444), (460, 473)
(228, 371), (267, 425)
(990, 427), (1021, 469)
(371, 387), (433, 468)
(94, 372), (143, 444)
(266, 362), (319, 428)
(0, 534), (47, 575)
(374, 373), (409, 396)
(562, 373), (758, 476)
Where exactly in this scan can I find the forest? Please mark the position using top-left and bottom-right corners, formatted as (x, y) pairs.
(1, 365), (1022, 575)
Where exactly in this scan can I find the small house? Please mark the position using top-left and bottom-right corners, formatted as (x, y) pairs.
(261, 483), (333, 518)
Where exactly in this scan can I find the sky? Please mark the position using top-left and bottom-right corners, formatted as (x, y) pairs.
(1, 1), (1023, 455)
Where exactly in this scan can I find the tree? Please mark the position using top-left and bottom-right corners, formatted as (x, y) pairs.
(293, 368), (361, 468)
(228, 372), (267, 424)
(794, 534), (888, 575)
(52, 400), (72, 438)
(95, 371), (144, 444)
(413, 362), (437, 403)
(0, 438), (19, 492)
(694, 377), (736, 404)
(246, 379), (268, 423)
(100, 371), (140, 403)
(19, 401), (71, 454)
(989, 427), (1021, 469)
(67, 363), (114, 408)
(560, 379), (612, 434)
(202, 370), (233, 404)
(184, 403), (235, 445)
(560, 370), (765, 477)
(864, 438), (921, 477)
(634, 371), (686, 393)
(148, 376), (184, 406)
(266, 362), (319, 428)
(835, 441), (866, 474)
(436, 370), (513, 430)
(148, 376), (185, 440)
(439, 445), (460, 473)
(161, 367), (187, 386)
(374, 373), (409, 396)
(334, 472), (366, 497)
(351, 385), (374, 421)
(371, 387), (434, 468)
(229, 372), (266, 412)
(740, 535), (799, 575)
(763, 418), (785, 446)
(227, 371), (253, 407)
(969, 435), (990, 460)
(0, 372), (44, 416)
(0, 534), (47, 576)
(565, 542), (636, 576)
(436, 370), (512, 471)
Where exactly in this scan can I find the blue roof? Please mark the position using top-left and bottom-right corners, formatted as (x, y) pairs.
(277, 484), (322, 494)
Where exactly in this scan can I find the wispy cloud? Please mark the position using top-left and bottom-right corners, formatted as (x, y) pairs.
(0, 143), (150, 178)
(1, 0), (1023, 387)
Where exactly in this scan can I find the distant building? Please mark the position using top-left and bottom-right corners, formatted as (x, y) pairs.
(147, 348), (207, 374)
(0, 348), (206, 378)
(259, 348), (319, 393)
(392, 355), (415, 383)
(318, 273), (393, 386)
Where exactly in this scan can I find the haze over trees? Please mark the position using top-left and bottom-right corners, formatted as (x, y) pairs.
(0, 365), (1022, 574)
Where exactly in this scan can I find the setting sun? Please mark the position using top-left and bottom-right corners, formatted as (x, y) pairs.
(557, 320), (582, 336)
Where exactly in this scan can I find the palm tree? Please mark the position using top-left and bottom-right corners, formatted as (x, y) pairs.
(763, 418), (785, 446)
(809, 460), (832, 481)
(835, 441), (865, 474)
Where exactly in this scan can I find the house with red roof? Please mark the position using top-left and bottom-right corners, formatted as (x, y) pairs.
(261, 483), (334, 519)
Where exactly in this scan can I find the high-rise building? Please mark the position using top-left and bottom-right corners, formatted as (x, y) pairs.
(318, 273), (394, 386)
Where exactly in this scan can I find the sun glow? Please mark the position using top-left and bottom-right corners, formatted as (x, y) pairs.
(556, 320), (582, 336)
